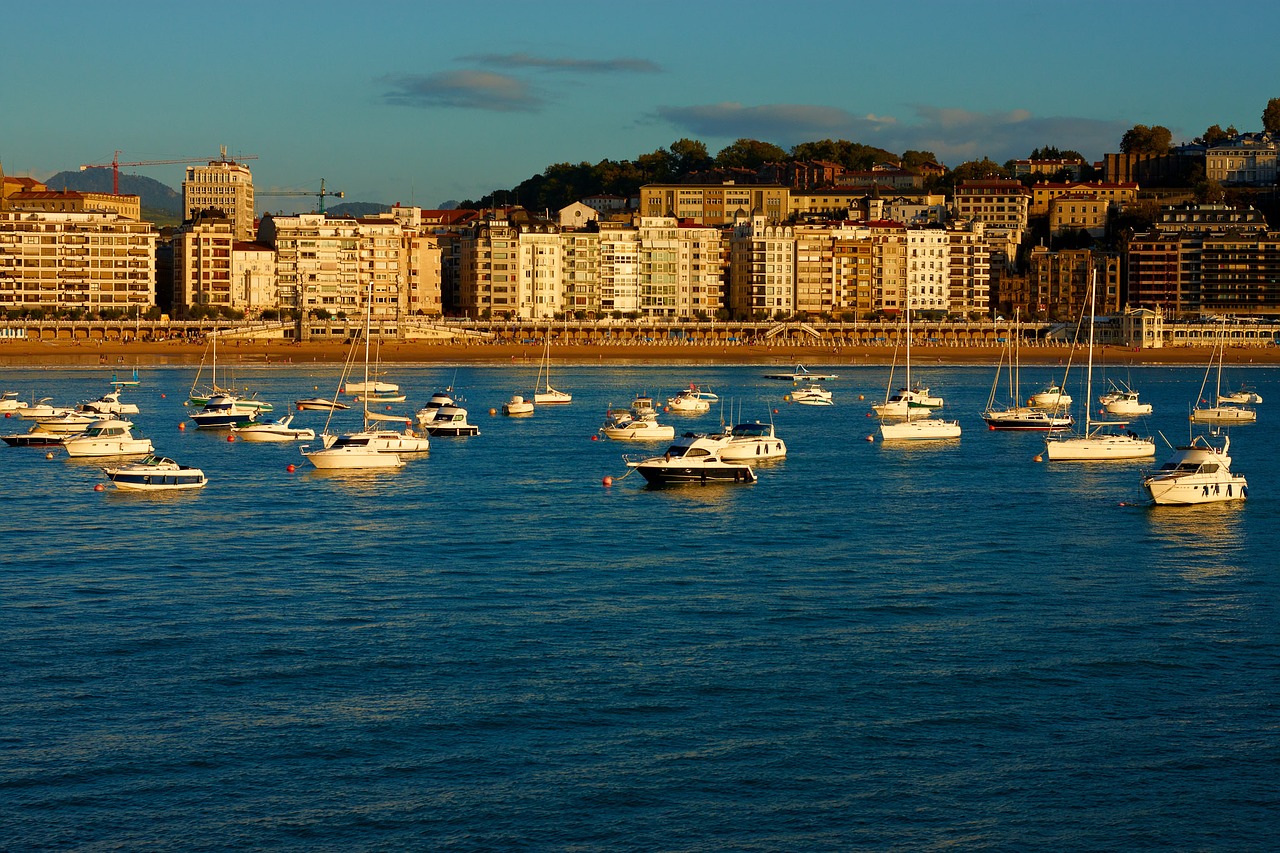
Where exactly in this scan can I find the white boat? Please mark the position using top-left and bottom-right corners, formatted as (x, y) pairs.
(1028, 383), (1072, 409)
(1099, 380), (1153, 416)
(629, 394), (660, 420)
(0, 391), (30, 414)
(624, 433), (755, 485)
(34, 411), (99, 434)
(1192, 323), (1257, 424)
(1218, 386), (1263, 405)
(667, 385), (712, 413)
(501, 394), (534, 416)
(877, 304), (961, 441)
(791, 384), (834, 406)
(599, 409), (675, 441)
(982, 312), (1073, 431)
(343, 378), (399, 395)
(764, 365), (839, 381)
(189, 393), (260, 429)
(719, 420), (787, 461)
(232, 414), (316, 443)
(533, 337), (571, 404)
(294, 397), (350, 412)
(1142, 433), (1247, 505)
(424, 404), (479, 436)
(104, 455), (208, 491)
(18, 398), (74, 420)
(79, 388), (140, 416)
(109, 368), (141, 388)
(416, 391), (456, 425)
(1046, 272), (1154, 461)
(63, 419), (154, 458)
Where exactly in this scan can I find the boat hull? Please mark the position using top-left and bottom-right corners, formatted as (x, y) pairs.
(632, 462), (756, 485)
(1045, 435), (1155, 461)
(880, 419), (962, 441)
(1143, 474), (1248, 505)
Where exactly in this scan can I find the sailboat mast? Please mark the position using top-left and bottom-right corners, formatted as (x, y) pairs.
(1085, 269), (1096, 433)
(363, 281), (372, 425)
(904, 298), (911, 392)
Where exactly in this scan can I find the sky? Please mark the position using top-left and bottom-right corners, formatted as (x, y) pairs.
(5, 0), (1280, 214)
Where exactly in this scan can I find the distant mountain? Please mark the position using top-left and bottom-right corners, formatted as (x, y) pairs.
(325, 201), (393, 218)
(45, 170), (182, 215)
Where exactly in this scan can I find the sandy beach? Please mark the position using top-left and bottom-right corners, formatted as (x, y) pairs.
(1, 337), (1277, 369)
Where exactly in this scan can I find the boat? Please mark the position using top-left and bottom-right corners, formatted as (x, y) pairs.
(533, 336), (571, 404)
(599, 409), (675, 441)
(424, 404), (480, 437)
(629, 394), (660, 420)
(2, 425), (67, 447)
(624, 433), (755, 485)
(501, 394), (535, 416)
(1028, 383), (1072, 409)
(1099, 380), (1153, 416)
(186, 337), (230, 406)
(1142, 433), (1247, 505)
(231, 414), (316, 443)
(667, 385), (712, 414)
(189, 393), (259, 429)
(63, 419), (154, 458)
(416, 390), (457, 425)
(185, 336), (273, 413)
(343, 378), (399, 395)
(0, 391), (30, 414)
(1191, 323), (1257, 424)
(982, 312), (1073, 431)
(876, 304), (961, 440)
(18, 398), (74, 420)
(1046, 271), (1155, 461)
(1218, 385), (1263, 405)
(718, 420), (787, 461)
(79, 388), (140, 416)
(764, 365), (839, 381)
(294, 397), (350, 412)
(791, 384), (834, 406)
(109, 367), (141, 387)
(104, 455), (208, 491)
(34, 411), (99, 434)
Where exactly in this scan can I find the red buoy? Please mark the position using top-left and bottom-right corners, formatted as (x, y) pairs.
(227, 434), (236, 442)
(287, 464), (296, 473)
(94, 483), (105, 492)
(602, 475), (613, 487)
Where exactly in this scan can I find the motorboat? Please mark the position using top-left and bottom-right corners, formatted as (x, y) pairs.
(790, 384), (833, 406)
(63, 419), (154, 458)
(880, 417), (962, 441)
(424, 405), (479, 436)
(328, 424), (432, 452)
(667, 386), (712, 414)
(2, 425), (66, 447)
(763, 365), (839, 381)
(502, 394), (534, 416)
(361, 390), (408, 404)
(343, 378), (399, 395)
(34, 411), (99, 434)
(629, 394), (660, 420)
(719, 421), (787, 461)
(1099, 381), (1153, 416)
(0, 391), (30, 414)
(185, 336), (271, 411)
(231, 414), (317, 443)
(78, 388), (140, 416)
(1045, 273), (1155, 461)
(533, 337), (571, 404)
(1028, 383), (1072, 409)
(416, 391), (456, 426)
(303, 437), (405, 469)
(1142, 433), (1247, 505)
(599, 409), (675, 441)
(1192, 323), (1257, 424)
(189, 393), (259, 429)
(1218, 386), (1263, 405)
(104, 455), (208, 491)
(295, 397), (350, 412)
(624, 433), (755, 485)
(18, 398), (74, 420)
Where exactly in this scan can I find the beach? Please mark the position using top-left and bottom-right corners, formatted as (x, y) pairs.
(1, 336), (1277, 368)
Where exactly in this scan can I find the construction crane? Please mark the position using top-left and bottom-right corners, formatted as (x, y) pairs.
(257, 178), (344, 214)
(79, 145), (258, 195)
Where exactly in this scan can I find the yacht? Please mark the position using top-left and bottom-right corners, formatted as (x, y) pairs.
(1192, 324), (1257, 424)
(294, 397), (349, 412)
(599, 409), (674, 441)
(763, 365), (839, 381)
(790, 384), (833, 406)
(303, 435), (405, 470)
(1142, 434), (1247, 505)
(416, 391), (456, 426)
(982, 313), (1073, 431)
(18, 398), (74, 420)
(104, 455), (208, 491)
(78, 388), (140, 416)
(880, 417), (961, 441)
(875, 304), (960, 441)
(1218, 386), (1263, 405)
(231, 414), (317, 443)
(533, 338), (571, 404)
(502, 394), (534, 416)
(1099, 381), (1153, 416)
(63, 419), (154, 458)
(667, 386), (712, 414)
(0, 391), (30, 414)
(2, 425), (68, 447)
(424, 404), (479, 436)
(34, 411), (99, 434)
(624, 433), (755, 485)
(1028, 383), (1072, 409)
(629, 394), (660, 421)
(189, 393), (259, 429)
(718, 421), (787, 461)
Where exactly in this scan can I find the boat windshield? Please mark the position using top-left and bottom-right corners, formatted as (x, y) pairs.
(731, 423), (769, 437)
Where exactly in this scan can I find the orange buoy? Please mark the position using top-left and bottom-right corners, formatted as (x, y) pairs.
(489, 408), (497, 416)
(178, 422), (186, 430)
(602, 475), (613, 487)
(94, 483), (105, 492)
(45, 451), (54, 460)
(591, 434), (598, 441)
(287, 464), (296, 473)
(865, 435), (875, 442)
(227, 434), (236, 442)
(161, 393), (166, 399)
(858, 394), (865, 401)
(1033, 454), (1043, 462)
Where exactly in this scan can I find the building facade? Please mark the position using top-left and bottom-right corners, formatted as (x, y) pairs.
(183, 158), (256, 242)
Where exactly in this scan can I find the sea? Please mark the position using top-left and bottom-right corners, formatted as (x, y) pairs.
(2, 359), (1277, 851)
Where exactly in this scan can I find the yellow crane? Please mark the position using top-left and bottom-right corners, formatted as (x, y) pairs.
(258, 179), (344, 214)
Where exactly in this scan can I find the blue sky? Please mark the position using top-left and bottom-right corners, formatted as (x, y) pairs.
(4, 1), (1280, 213)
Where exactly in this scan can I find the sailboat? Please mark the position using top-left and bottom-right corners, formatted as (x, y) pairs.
(871, 314), (943, 420)
(982, 310), (1073, 431)
(186, 334), (273, 417)
(1045, 270), (1155, 460)
(878, 302), (960, 441)
(303, 284), (420, 469)
(533, 335), (571, 404)
(1191, 322), (1257, 424)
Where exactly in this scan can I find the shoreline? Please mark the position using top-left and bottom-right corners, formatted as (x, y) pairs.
(2, 338), (1278, 368)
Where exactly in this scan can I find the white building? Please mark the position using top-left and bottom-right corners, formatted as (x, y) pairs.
(905, 228), (951, 313)
(729, 214), (796, 319)
(183, 157), (256, 242)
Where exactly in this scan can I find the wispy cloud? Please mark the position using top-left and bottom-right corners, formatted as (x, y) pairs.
(380, 70), (542, 112)
(656, 102), (1129, 162)
(460, 52), (661, 74)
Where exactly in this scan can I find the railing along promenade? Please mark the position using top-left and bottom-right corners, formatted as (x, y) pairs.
(0, 317), (1277, 348)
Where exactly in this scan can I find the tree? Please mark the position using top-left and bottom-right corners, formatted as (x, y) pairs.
(1263, 98), (1280, 134)
(900, 149), (939, 170)
(1196, 124), (1231, 146)
(1120, 124), (1173, 155)
(949, 158), (1008, 182)
(715, 139), (787, 170)
(668, 138), (712, 175)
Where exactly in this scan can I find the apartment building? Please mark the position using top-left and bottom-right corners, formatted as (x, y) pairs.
(947, 220), (991, 317)
(183, 157), (256, 242)
(1029, 181), (1138, 216)
(6, 189), (141, 221)
(1025, 248), (1121, 320)
(1048, 191), (1109, 237)
(952, 179), (1030, 265)
(232, 241), (278, 315)
(598, 221), (640, 316)
(728, 215), (795, 319)
(1012, 158), (1086, 180)
(516, 222), (565, 320)
(905, 228), (951, 314)
(563, 230), (600, 315)
(0, 211), (156, 313)
(458, 217), (519, 318)
(640, 183), (789, 226)
(1200, 233), (1280, 316)
(640, 217), (725, 319)
(866, 222), (908, 314)
(173, 211), (234, 314)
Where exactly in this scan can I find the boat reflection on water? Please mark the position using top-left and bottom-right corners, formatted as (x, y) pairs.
(1145, 501), (1246, 579)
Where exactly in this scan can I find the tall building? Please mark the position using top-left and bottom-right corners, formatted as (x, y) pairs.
(728, 215), (796, 319)
(947, 220), (991, 317)
(173, 210), (235, 315)
(598, 221), (640, 316)
(183, 157), (256, 241)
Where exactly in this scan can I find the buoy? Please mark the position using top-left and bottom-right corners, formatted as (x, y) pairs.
(94, 483), (105, 492)
(602, 475), (613, 487)
(178, 422), (186, 431)
(4, 412), (9, 418)
(988, 424), (995, 431)
(161, 394), (166, 399)
(865, 435), (875, 442)
(784, 395), (791, 402)
(45, 451), (54, 460)
(386, 405), (392, 411)
(1033, 454), (1043, 462)
(773, 408), (779, 414)
(591, 434), (598, 441)
(313, 385), (319, 390)
(489, 408), (497, 416)
(858, 394), (865, 401)
(865, 412), (873, 418)
(227, 434), (236, 442)
(286, 464), (296, 473)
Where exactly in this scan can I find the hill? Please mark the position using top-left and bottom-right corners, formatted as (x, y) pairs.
(45, 169), (182, 215)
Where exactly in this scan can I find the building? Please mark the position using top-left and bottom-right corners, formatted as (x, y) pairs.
(557, 201), (599, 230)
(183, 157), (256, 242)
(640, 183), (789, 226)
(835, 165), (923, 190)
(598, 221), (640, 316)
(0, 211), (156, 313)
(1029, 181), (1138, 216)
(1025, 248), (1121, 320)
(1012, 158), (1086, 180)
(1205, 133), (1278, 186)
(947, 220), (991, 317)
(728, 215), (795, 319)
(6, 189), (141, 221)
(1048, 191), (1109, 237)
(952, 179), (1031, 265)
(232, 241), (278, 316)
(173, 210), (235, 315)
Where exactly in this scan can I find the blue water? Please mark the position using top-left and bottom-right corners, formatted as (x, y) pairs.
(2, 361), (1277, 850)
